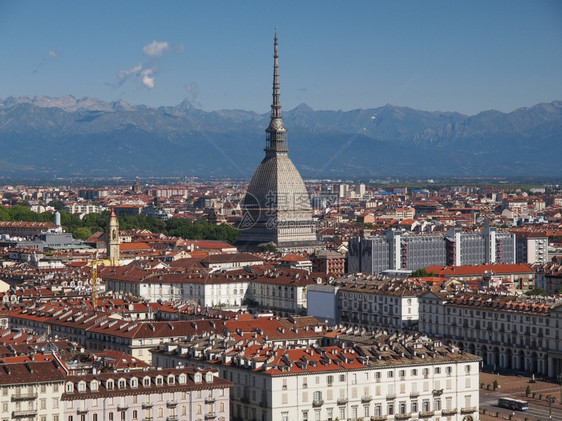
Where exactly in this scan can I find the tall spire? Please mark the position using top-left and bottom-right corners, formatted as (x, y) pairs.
(265, 30), (288, 155)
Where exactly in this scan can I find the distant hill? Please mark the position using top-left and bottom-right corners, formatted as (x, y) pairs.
(0, 95), (560, 178)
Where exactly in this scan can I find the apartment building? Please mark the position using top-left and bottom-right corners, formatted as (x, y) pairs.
(0, 360), (66, 421)
(61, 367), (232, 421)
(307, 276), (426, 331)
(151, 332), (481, 421)
(418, 289), (562, 377)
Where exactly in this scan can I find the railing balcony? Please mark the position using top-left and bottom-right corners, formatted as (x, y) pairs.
(240, 396), (250, 404)
(166, 401), (178, 408)
(410, 391), (420, 398)
(259, 400), (268, 408)
(204, 413), (217, 420)
(143, 418), (153, 421)
(370, 416), (387, 421)
(312, 399), (324, 407)
(395, 413), (412, 420)
(142, 403), (153, 409)
(12, 392), (38, 401)
(337, 398), (348, 405)
(419, 410), (435, 417)
(12, 410), (38, 418)
(386, 394), (396, 400)
(361, 395), (372, 403)
(77, 408), (89, 415)
(441, 409), (458, 415)
(461, 407), (477, 414)
(205, 396), (216, 404)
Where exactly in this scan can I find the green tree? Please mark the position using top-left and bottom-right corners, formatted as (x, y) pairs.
(524, 288), (548, 297)
(72, 227), (93, 241)
(48, 200), (66, 211)
(411, 268), (436, 277)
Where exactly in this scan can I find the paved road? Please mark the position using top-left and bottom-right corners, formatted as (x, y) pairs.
(480, 389), (562, 421)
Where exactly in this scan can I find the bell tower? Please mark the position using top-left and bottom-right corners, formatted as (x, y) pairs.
(107, 208), (120, 266)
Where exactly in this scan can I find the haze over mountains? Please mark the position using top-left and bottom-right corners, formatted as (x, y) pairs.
(0, 95), (560, 179)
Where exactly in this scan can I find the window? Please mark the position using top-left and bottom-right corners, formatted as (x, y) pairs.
(411, 400), (418, 412)
(66, 383), (74, 393)
(435, 398), (441, 410)
(302, 411), (308, 421)
(399, 369), (405, 378)
(108, 413), (114, 421)
(339, 374), (346, 382)
(388, 371), (394, 378)
(399, 402), (406, 414)
(327, 375), (333, 385)
(434, 367), (441, 374)
(465, 364), (471, 373)
(411, 369), (417, 376)
(132, 410), (138, 420)
(387, 403), (394, 415)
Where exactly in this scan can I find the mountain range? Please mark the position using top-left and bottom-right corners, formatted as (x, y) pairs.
(0, 95), (560, 178)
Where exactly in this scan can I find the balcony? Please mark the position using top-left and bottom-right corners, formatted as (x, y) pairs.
(205, 396), (216, 404)
(12, 410), (38, 418)
(395, 413), (412, 420)
(312, 399), (324, 407)
(410, 391), (420, 398)
(370, 416), (387, 421)
(386, 394), (396, 400)
(143, 418), (153, 421)
(441, 409), (458, 415)
(259, 400), (268, 408)
(77, 408), (89, 415)
(240, 396), (250, 404)
(337, 398), (348, 405)
(117, 404), (129, 411)
(167, 416), (178, 421)
(361, 395), (372, 403)
(461, 407), (477, 414)
(166, 401), (177, 408)
(204, 413), (217, 420)
(11, 392), (38, 401)
(419, 411), (434, 418)
(142, 403), (153, 409)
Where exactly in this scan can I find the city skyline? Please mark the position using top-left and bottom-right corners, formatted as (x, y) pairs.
(1, 1), (561, 115)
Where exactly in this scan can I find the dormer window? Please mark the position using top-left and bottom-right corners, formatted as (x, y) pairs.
(167, 375), (175, 385)
(91, 381), (99, 392)
(106, 380), (114, 390)
(66, 382), (74, 393)
(155, 376), (163, 386)
(78, 381), (86, 393)
(194, 373), (202, 384)
(178, 374), (186, 385)
(143, 377), (151, 387)
(130, 378), (138, 388)
(205, 373), (214, 383)
(118, 379), (126, 390)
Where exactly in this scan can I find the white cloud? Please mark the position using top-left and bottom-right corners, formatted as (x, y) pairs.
(143, 40), (169, 58)
(141, 69), (155, 89)
(116, 63), (143, 86)
(47, 50), (58, 59)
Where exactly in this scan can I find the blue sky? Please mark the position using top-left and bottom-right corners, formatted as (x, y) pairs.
(0, 0), (560, 115)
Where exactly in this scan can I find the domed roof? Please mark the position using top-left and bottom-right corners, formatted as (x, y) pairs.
(238, 33), (316, 248)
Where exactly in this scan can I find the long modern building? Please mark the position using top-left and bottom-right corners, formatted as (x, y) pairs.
(349, 225), (515, 274)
